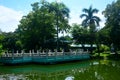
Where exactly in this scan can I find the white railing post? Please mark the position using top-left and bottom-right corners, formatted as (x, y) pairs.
(16, 50), (19, 57)
(42, 50), (45, 56)
(48, 50), (51, 56)
(32, 50), (34, 57)
(62, 49), (65, 59)
(29, 50), (32, 56)
(16, 50), (18, 54)
(22, 50), (24, 57)
(46, 49), (48, 59)
(54, 49), (57, 60)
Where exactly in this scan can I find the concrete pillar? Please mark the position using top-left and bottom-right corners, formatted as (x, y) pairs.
(16, 50), (19, 57)
(29, 50), (32, 56)
(21, 50), (24, 57)
(54, 49), (57, 60)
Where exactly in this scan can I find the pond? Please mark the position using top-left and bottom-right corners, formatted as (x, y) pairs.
(0, 59), (120, 80)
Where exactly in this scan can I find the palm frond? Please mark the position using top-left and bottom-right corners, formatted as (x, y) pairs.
(82, 8), (89, 13)
(92, 16), (101, 21)
(81, 19), (89, 27)
(92, 9), (99, 14)
(80, 6), (101, 28)
(61, 8), (70, 18)
(80, 14), (88, 18)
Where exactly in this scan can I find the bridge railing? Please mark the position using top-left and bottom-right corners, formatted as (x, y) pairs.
(0, 49), (89, 58)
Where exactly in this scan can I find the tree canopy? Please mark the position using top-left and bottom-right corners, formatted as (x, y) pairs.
(103, 0), (120, 50)
(80, 6), (101, 33)
(2, 0), (120, 55)
(15, 1), (70, 51)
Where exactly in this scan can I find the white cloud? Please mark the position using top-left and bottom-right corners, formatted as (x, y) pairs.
(0, 5), (23, 32)
(0, 5), (105, 32)
(69, 11), (82, 25)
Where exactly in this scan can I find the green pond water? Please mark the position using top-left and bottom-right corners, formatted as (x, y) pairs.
(0, 59), (120, 80)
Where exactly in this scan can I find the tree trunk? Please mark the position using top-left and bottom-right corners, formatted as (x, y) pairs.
(90, 44), (93, 54)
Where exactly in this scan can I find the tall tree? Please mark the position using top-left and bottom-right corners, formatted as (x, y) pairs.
(97, 27), (111, 46)
(16, 1), (55, 50)
(16, 1), (70, 51)
(71, 23), (90, 50)
(80, 6), (101, 53)
(46, 2), (70, 50)
(80, 6), (101, 32)
(103, 0), (120, 53)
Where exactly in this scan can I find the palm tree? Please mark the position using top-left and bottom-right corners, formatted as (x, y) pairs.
(80, 6), (101, 53)
(80, 6), (101, 33)
(46, 2), (70, 51)
(59, 19), (70, 37)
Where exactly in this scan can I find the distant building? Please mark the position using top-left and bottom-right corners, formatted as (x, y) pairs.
(70, 43), (97, 51)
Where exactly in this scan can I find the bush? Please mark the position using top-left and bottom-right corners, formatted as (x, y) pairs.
(93, 44), (110, 55)
(0, 44), (4, 56)
(99, 44), (110, 52)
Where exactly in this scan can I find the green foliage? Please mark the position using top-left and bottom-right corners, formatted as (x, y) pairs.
(97, 27), (111, 45)
(1, 32), (21, 51)
(45, 1), (70, 36)
(99, 44), (110, 52)
(59, 36), (72, 51)
(0, 44), (3, 56)
(2, 0), (120, 54)
(80, 6), (101, 33)
(0, 1), (71, 52)
(45, 36), (71, 51)
(93, 44), (110, 54)
(0, 33), (4, 53)
(80, 6), (101, 53)
(15, 1), (70, 50)
(103, 0), (120, 50)
(80, 6), (101, 42)
(17, 3), (55, 50)
(71, 23), (91, 44)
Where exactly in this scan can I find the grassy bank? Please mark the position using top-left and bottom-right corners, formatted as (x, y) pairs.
(92, 52), (120, 60)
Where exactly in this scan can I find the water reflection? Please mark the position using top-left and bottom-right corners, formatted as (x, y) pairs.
(0, 74), (25, 80)
(0, 60), (120, 80)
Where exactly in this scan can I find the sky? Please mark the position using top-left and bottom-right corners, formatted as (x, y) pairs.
(0, 0), (116, 32)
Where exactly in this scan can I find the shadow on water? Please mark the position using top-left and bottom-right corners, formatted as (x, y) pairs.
(0, 60), (120, 80)
(0, 61), (90, 73)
